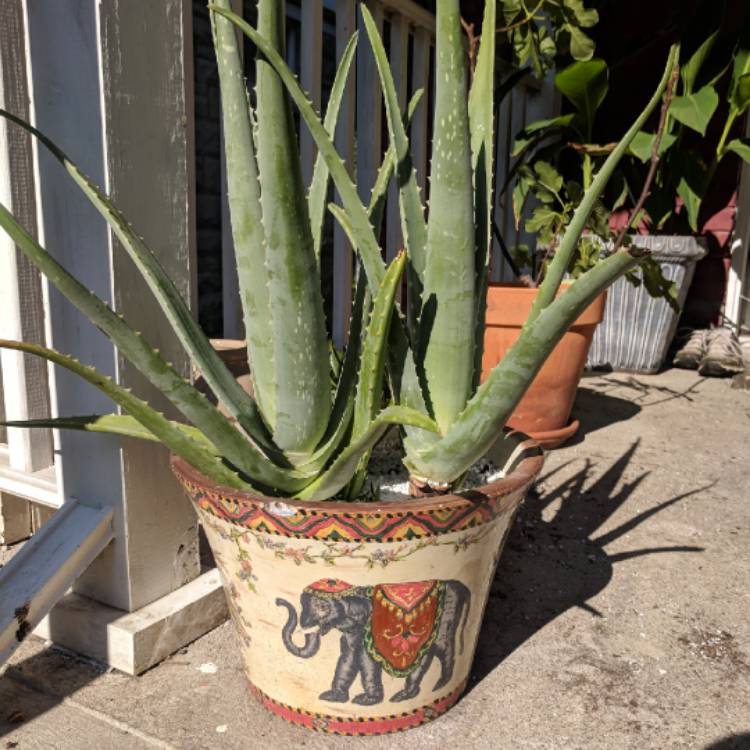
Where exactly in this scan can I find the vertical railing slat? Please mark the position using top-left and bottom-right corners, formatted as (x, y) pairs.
(300, 0), (323, 188)
(332, 0), (357, 348)
(385, 12), (409, 263)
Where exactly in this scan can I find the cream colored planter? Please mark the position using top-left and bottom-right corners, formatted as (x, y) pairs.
(171, 432), (543, 735)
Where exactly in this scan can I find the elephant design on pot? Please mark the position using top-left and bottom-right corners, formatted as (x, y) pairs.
(275, 577), (471, 706)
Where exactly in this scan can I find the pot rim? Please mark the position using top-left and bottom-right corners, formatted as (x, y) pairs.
(170, 430), (544, 518)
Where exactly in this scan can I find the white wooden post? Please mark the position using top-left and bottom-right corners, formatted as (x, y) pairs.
(15, 0), (225, 672)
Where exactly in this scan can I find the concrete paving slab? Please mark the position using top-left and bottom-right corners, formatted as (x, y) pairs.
(1, 370), (749, 749)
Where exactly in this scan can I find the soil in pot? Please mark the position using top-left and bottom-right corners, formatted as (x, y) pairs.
(171, 431), (543, 736)
(482, 284), (606, 448)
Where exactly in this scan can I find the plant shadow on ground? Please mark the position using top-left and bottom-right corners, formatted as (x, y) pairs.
(566, 372), (705, 446)
(467, 439), (710, 693)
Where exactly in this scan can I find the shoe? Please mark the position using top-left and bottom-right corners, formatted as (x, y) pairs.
(698, 328), (745, 377)
(673, 329), (708, 369)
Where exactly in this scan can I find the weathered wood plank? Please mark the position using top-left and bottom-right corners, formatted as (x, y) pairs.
(0, 493), (31, 547)
(0, 499), (113, 667)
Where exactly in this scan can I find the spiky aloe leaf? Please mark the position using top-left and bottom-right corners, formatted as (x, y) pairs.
(293, 276), (368, 474)
(528, 43), (680, 322)
(295, 405), (437, 501)
(352, 251), (407, 437)
(345, 250), (407, 498)
(360, 6), (427, 286)
(404, 250), (641, 483)
(0, 107), (275, 456)
(252, 0), (331, 454)
(0, 340), (254, 491)
(0, 414), (217, 452)
(208, 5), (386, 292)
(468, 0), (496, 388)
(210, 0), (276, 431)
(419, 0), (476, 433)
(308, 33), (358, 260)
(368, 88), (425, 236)
(0, 203), (314, 492)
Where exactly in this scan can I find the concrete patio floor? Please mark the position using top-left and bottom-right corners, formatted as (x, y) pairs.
(1, 368), (749, 749)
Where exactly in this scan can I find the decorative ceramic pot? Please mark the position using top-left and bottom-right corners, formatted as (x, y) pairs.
(482, 284), (606, 448)
(171, 432), (543, 736)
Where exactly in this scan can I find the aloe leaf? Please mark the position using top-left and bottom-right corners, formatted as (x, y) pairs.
(208, 5), (386, 293)
(0, 106), (275, 456)
(0, 340), (255, 491)
(295, 405), (437, 501)
(360, 6), (427, 285)
(0, 414), (218, 452)
(420, 0), (476, 433)
(253, 0), (331, 455)
(0, 203), (313, 492)
(294, 276), (368, 474)
(352, 251), (407, 438)
(405, 250), (640, 483)
(529, 43), (680, 322)
(368, 88), (425, 236)
(308, 32), (358, 260)
(468, 0), (496, 391)
(210, 0), (276, 433)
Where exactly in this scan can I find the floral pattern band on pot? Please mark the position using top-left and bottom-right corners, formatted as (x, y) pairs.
(171, 431), (544, 736)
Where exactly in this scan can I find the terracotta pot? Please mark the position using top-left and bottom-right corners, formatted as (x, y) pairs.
(171, 432), (543, 736)
(482, 284), (606, 448)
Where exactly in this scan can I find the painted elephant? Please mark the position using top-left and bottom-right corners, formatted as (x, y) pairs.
(275, 577), (470, 706)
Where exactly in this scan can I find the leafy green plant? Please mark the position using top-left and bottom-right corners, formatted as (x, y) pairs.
(1, 0), (679, 497)
(627, 23), (750, 231)
(508, 56), (680, 307)
(497, 0), (599, 77)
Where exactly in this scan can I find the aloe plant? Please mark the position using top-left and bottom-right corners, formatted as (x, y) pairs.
(206, 1), (679, 490)
(2, 0), (679, 498)
(0, 0), (436, 500)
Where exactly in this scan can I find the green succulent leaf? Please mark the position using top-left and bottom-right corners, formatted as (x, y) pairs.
(253, 0), (331, 454)
(0, 201), (314, 492)
(0, 340), (255, 491)
(529, 44), (680, 321)
(0, 106), (275, 457)
(669, 86), (719, 136)
(208, 5), (386, 294)
(0, 414), (219, 452)
(308, 32), (358, 260)
(360, 6), (427, 287)
(295, 405), (437, 501)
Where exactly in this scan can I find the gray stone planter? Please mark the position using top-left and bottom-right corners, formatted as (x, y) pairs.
(587, 235), (707, 374)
